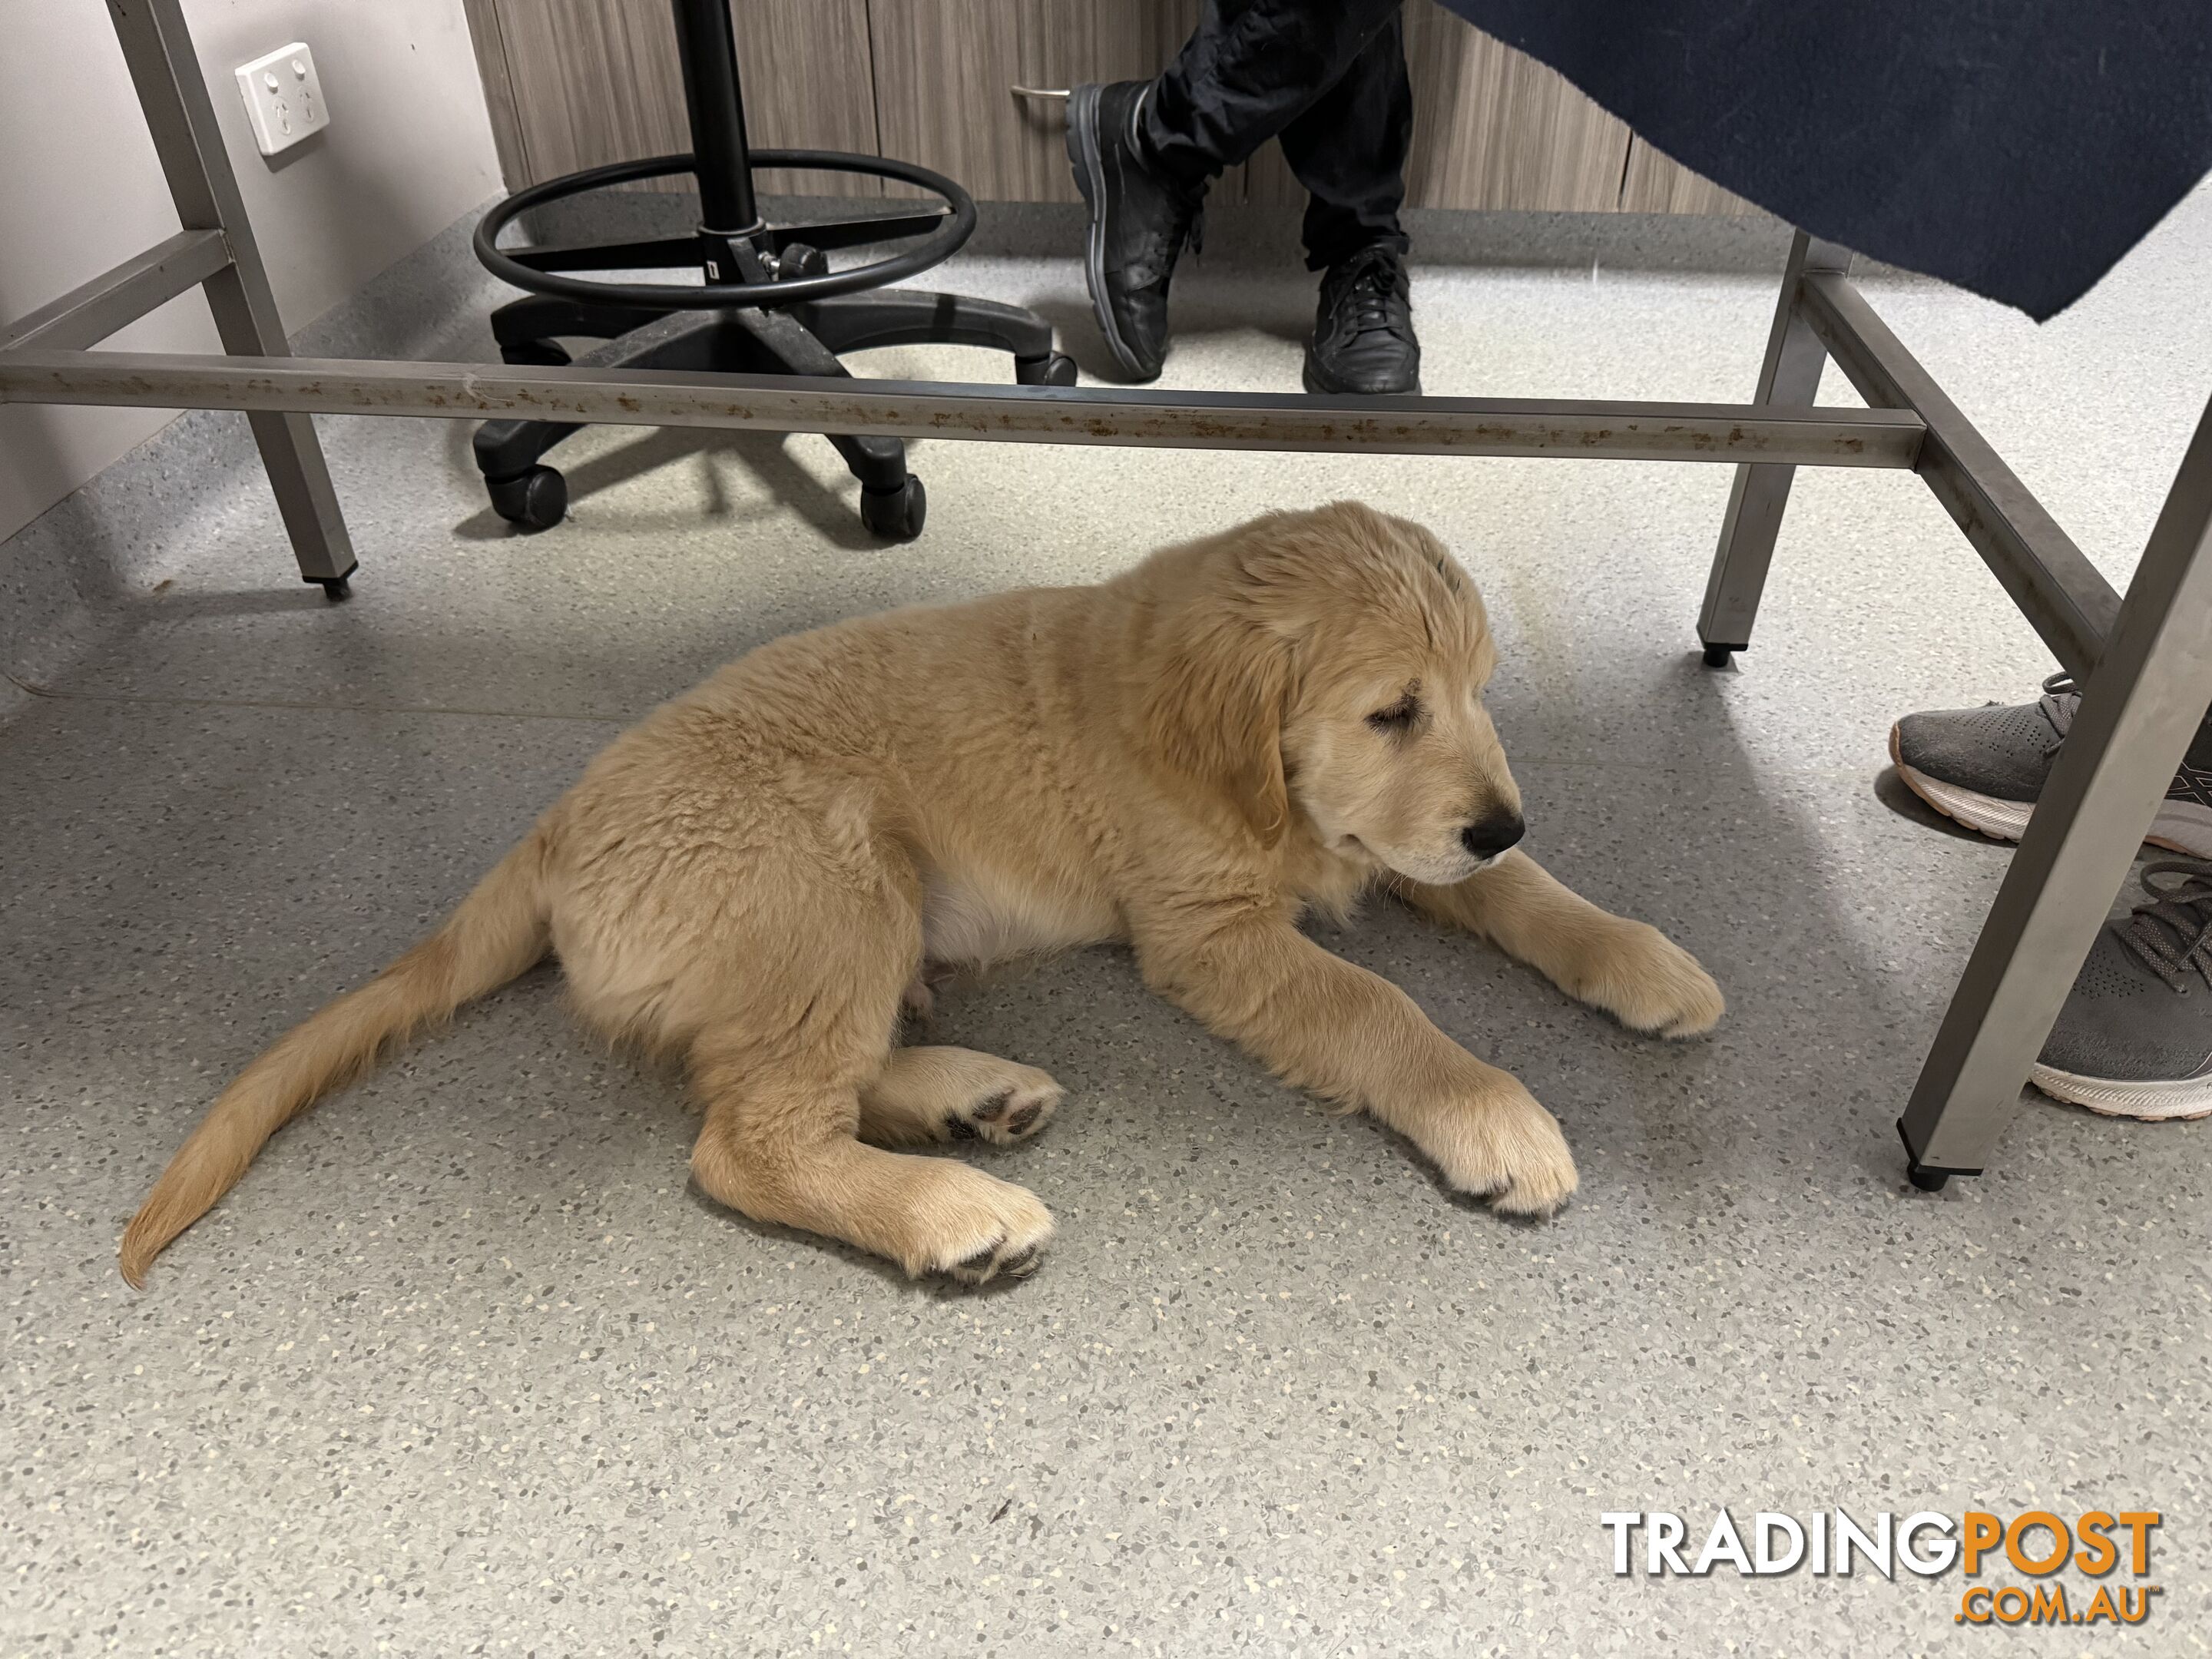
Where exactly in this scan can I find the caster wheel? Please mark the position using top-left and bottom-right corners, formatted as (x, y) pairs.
(488, 465), (568, 531)
(500, 339), (571, 367)
(859, 474), (927, 541)
(1017, 352), (1081, 388)
(1701, 643), (1737, 668)
(317, 576), (353, 602)
(776, 243), (829, 280)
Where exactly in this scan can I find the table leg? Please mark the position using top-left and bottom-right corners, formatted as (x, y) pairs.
(106, 0), (356, 596)
(1697, 231), (1853, 665)
(1899, 392), (2212, 1186)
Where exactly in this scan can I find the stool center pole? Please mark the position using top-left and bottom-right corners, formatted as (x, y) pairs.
(671, 0), (760, 240)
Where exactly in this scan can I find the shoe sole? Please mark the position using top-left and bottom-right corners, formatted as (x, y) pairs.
(1887, 724), (2212, 858)
(1065, 84), (1154, 382)
(1301, 356), (1421, 396)
(2030, 1062), (2212, 1121)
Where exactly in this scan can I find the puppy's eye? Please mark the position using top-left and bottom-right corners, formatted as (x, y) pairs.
(1366, 696), (1419, 732)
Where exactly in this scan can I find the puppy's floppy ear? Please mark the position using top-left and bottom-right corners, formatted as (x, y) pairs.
(1141, 588), (1293, 845)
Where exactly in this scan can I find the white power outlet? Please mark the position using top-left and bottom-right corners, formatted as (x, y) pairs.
(233, 41), (328, 157)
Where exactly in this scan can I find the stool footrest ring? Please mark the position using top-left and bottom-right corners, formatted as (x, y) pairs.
(474, 148), (976, 309)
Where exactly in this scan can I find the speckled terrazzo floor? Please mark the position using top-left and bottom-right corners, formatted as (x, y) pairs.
(5, 189), (2211, 1657)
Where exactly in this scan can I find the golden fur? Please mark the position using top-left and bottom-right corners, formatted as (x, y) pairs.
(119, 502), (1724, 1287)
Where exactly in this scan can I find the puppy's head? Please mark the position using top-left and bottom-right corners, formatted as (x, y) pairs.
(1141, 502), (1522, 883)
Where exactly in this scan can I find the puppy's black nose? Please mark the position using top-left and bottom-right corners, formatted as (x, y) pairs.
(1461, 813), (1525, 861)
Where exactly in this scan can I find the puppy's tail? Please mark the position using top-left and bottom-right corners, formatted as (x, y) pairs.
(118, 826), (555, 1288)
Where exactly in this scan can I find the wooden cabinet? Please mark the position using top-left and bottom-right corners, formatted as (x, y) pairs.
(869, 2), (1201, 202)
(463, 0), (1750, 217)
(1409, 1), (1628, 213)
(460, 0), (880, 195)
(1619, 137), (1755, 216)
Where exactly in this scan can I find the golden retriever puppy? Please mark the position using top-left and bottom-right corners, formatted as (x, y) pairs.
(120, 502), (1722, 1288)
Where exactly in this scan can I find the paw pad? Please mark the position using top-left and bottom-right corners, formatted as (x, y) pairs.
(943, 1235), (1045, 1286)
(942, 1075), (1061, 1147)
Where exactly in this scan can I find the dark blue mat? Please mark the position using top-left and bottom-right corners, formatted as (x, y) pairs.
(1439, 1), (2212, 320)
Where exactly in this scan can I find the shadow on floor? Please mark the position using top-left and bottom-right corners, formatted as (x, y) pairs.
(442, 422), (883, 550)
(1872, 761), (2003, 842)
(1020, 286), (1315, 385)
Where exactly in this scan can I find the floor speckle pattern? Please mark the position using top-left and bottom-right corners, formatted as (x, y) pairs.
(5, 189), (2210, 1655)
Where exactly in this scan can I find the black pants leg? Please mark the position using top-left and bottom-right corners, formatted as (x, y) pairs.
(1142, 0), (1412, 270)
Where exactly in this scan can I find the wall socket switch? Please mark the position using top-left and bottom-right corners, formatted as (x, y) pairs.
(234, 42), (327, 157)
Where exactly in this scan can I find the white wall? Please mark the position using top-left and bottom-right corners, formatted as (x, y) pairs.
(0, 0), (503, 545)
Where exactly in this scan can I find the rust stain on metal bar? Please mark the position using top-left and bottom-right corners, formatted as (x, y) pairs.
(0, 348), (1926, 468)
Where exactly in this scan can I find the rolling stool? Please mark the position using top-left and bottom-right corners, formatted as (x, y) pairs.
(469, 0), (1074, 541)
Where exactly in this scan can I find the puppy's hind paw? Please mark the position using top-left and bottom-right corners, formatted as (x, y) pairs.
(944, 1066), (1063, 1147)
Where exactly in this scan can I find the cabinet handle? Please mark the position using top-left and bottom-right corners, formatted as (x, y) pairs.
(1010, 85), (1070, 101)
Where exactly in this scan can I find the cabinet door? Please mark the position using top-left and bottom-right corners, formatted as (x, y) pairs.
(736, 0), (881, 195)
(482, 0), (685, 186)
(1405, 0), (1631, 212)
(869, 0), (1200, 200)
(1618, 139), (1757, 215)
(1242, 2), (1630, 214)
(480, 0), (879, 196)
(462, 0), (1767, 217)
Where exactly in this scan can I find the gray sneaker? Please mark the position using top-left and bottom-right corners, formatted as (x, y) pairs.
(2034, 859), (2212, 1120)
(1890, 673), (2212, 857)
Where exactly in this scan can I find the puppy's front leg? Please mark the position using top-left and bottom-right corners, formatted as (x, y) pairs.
(1134, 914), (1577, 1215)
(1399, 849), (1724, 1038)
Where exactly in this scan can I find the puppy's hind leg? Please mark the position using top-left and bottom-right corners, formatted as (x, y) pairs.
(683, 920), (1052, 1280)
(591, 774), (1054, 1284)
(690, 1065), (1055, 1283)
(860, 1048), (1065, 1147)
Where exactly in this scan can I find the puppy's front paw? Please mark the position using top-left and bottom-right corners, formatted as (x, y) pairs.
(1416, 1077), (1579, 1217)
(1578, 921), (1724, 1039)
(918, 1167), (1055, 1286)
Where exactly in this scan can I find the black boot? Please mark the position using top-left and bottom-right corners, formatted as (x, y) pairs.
(1066, 81), (1206, 382)
(1304, 243), (1421, 395)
